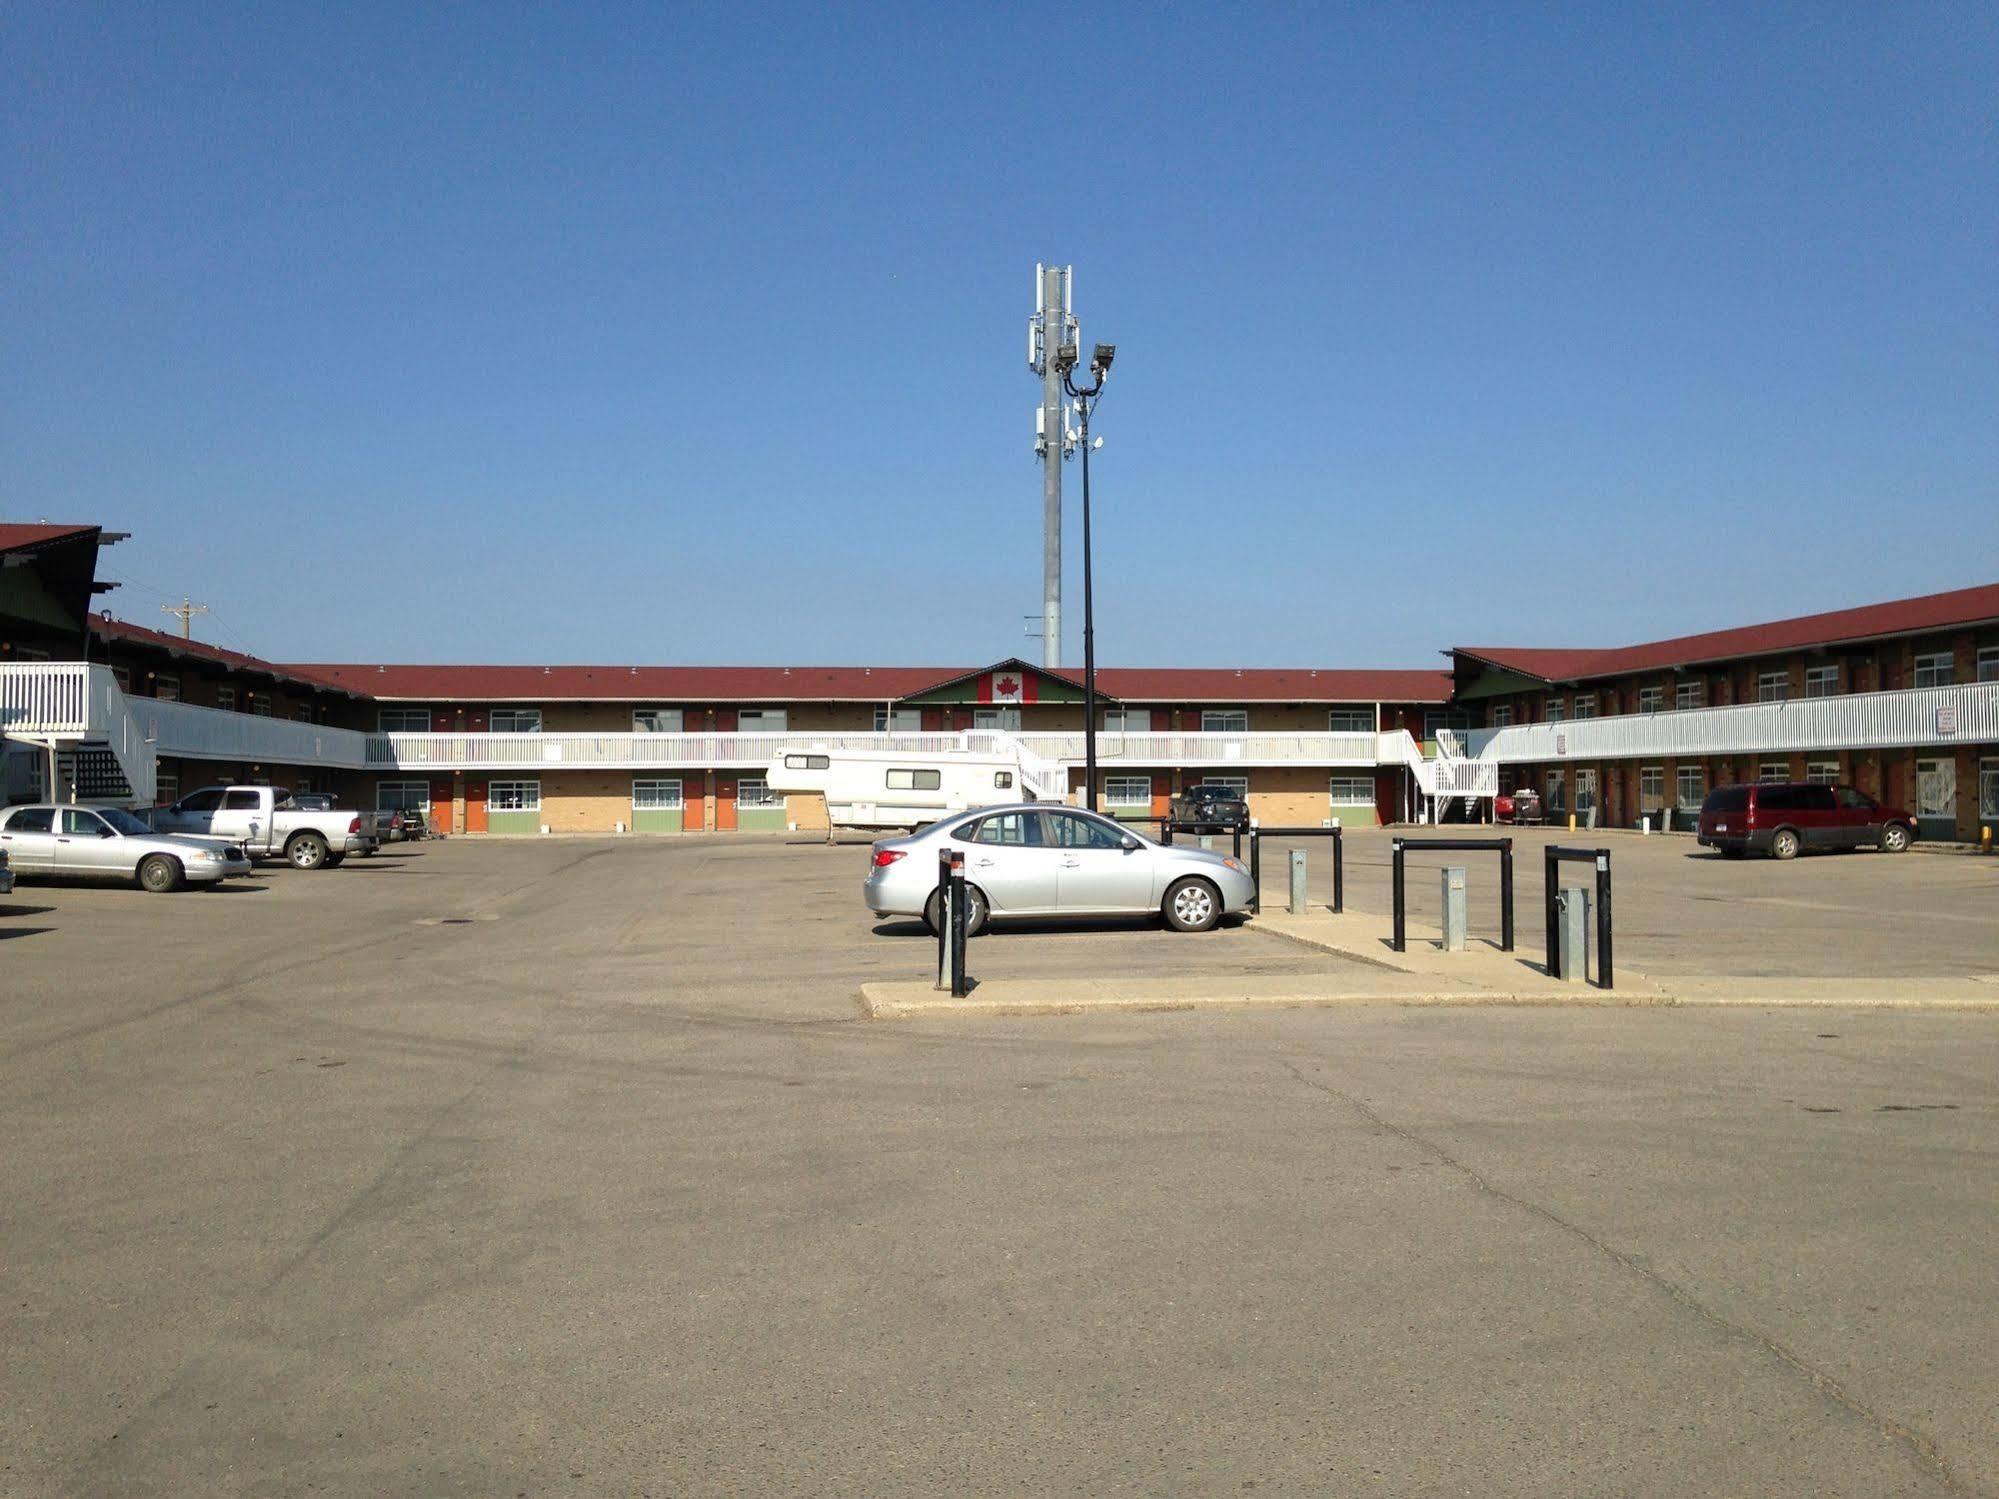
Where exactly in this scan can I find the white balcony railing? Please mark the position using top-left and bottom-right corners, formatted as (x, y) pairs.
(1, 662), (156, 804)
(1472, 680), (1999, 764)
(142, 698), (375, 771)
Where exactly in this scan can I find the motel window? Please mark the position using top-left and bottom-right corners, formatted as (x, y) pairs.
(633, 779), (683, 810)
(1805, 760), (1840, 785)
(490, 708), (543, 733)
(873, 707), (922, 731)
(112, 665), (131, 692)
(154, 772), (180, 807)
(377, 781), (430, 813)
(1805, 665), (1839, 699)
(1916, 759), (1956, 822)
(490, 780), (540, 812)
(1978, 646), (1999, 683)
(1424, 709), (1473, 738)
(1103, 776), (1153, 808)
(1201, 710), (1249, 733)
(13, 645), (52, 662)
(1544, 699), (1566, 723)
(1980, 758), (1999, 822)
(885, 768), (941, 790)
(993, 772), (1013, 790)
(1203, 776), (1249, 799)
(216, 685), (237, 712)
(1570, 694), (1597, 720)
(155, 672), (181, 702)
(378, 708), (431, 732)
(1636, 686), (1663, 714)
(1328, 708), (1373, 733)
(784, 754), (830, 770)
(736, 709), (788, 733)
(1329, 776), (1373, 805)
(1758, 762), (1789, 783)
(1757, 671), (1790, 703)
(1913, 652), (1954, 689)
(295, 705), (312, 723)
(1639, 766), (1665, 811)
(1675, 680), (1704, 711)
(737, 778), (781, 807)
(1102, 708), (1141, 731)
(1675, 766), (1705, 810)
(1545, 774), (1566, 812)
(972, 707), (1021, 731)
(248, 692), (273, 717)
(1490, 705), (1513, 727)
(634, 708), (684, 733)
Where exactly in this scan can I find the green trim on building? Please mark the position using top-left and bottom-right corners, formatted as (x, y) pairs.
(736, 806), (788, 831)
(1328, 803), (1380, 827)
(487, 809), (541, 834)
(1455, 666), (1550, 701)
(1106, 805), (1154, 821)
(899, 661), (1088, 705)
(633, 808), (683, 833)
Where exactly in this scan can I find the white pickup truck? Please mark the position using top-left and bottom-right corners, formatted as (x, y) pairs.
(153, 785), (373, 869)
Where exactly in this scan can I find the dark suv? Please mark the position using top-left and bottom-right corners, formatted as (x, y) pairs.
(1697, 782), (1917, 860)
(1169, 783), (1250, 832)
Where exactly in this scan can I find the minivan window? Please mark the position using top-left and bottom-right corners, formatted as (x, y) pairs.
(1758, 786), (1798, 811)
(1704, 786), (1749, 813)
(1800, 786), (1837, 811)
(1837, 787), (1876, 811)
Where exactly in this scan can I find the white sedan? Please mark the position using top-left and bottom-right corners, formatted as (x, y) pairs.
(863, 803), (1257, 934)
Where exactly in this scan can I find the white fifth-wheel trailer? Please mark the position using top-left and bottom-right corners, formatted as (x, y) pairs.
(764, 746), (1046, 834)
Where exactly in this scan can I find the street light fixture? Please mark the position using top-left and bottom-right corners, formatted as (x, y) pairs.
(1061, 338), (1115, 810)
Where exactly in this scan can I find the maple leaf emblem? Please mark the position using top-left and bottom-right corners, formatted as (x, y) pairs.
(995, 675), (1020, 696)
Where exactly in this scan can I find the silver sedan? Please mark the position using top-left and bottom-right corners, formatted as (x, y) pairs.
(863, 803), (1257, 934)
(0, 804), (245, 891)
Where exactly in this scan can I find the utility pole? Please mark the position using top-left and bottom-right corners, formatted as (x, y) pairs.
(1029, 264), (1076, 669)
(162, 598), (209, 639)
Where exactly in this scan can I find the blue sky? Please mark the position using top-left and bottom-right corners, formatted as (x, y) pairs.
(4, 3), (1994, 668)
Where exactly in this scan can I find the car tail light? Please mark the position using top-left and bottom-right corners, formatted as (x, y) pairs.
(871, 849), (906, 868)
(348, 816), (362, 833)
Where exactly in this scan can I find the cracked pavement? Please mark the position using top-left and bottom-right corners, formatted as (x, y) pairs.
(3, 836), (1995, 1495)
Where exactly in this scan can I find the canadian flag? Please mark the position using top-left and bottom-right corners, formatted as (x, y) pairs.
(982, 670), (1036, 704)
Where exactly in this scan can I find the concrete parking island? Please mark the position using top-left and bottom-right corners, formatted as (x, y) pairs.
(861, 906), (1999, 1018)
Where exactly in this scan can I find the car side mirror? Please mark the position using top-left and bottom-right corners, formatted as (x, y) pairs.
(1120, 833), (1141, 851)
(100, 828), (116, 838)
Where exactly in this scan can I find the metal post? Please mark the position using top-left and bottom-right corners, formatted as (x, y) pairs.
(1288, 849), (1308, 915)
(1332, 828), (1344, 914)
(1249, 829), (1261, 914)
(935, 850), (953, 991)
(1391, 838), (1406, 952)
(1232, 825), (1242, 860)
(1544, 848), (1559, 975)
(1596, 852), (1614, 989)
(1080, 395), (1097, 810)
(949, 855), (970, 998)
(1499, 836), (1515, 952)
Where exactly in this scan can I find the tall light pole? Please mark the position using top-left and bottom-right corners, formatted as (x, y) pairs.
(1056, 340), (1115, 810)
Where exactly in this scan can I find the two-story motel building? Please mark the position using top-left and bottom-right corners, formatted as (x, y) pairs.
(4, 522), (1998, 843)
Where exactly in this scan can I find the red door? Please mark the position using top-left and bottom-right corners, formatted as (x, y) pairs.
(465, 782), (488, 834)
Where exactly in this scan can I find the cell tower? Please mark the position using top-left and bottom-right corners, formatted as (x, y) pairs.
(1028, 263), (1078, 669)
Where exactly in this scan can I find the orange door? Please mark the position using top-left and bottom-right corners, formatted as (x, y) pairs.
(715, 777), (737, 831)
(466, 781), (488, 833)
(430, 779), (454, 834)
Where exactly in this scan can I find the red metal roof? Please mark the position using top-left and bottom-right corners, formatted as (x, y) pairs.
(287, 660), (1453, 704)
(91, 617), (363, 697)
(1454, 581), (1999, 683)
(0, 523), (99, 553)
(1095, 667), (1453, 703)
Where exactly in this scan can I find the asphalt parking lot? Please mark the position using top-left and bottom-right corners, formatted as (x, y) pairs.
(3, 835), (1997, 1496)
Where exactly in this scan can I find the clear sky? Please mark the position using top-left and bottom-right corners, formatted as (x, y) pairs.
(5, 3), (1994, 669)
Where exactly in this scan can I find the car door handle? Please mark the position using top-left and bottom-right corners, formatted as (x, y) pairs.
(973, 857), (995, 867)
(1060, 857), (1081, 868)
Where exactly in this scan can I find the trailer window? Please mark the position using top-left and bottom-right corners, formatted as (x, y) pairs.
(886, 769), (941, 790)
(993, 772), (1013, 789)
(784, 754), (830, 769)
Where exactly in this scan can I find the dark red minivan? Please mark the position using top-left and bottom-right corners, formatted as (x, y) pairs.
(1697, 782), (1917, 860)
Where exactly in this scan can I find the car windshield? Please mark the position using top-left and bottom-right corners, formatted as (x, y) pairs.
(97, 807), (155, 836)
